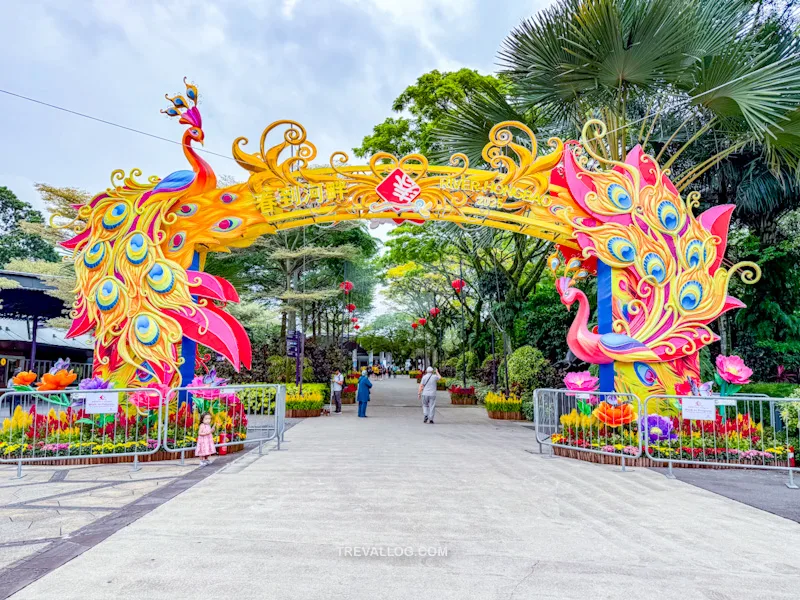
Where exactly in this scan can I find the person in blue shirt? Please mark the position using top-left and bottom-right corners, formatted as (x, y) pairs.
(356, 369), (372, 418)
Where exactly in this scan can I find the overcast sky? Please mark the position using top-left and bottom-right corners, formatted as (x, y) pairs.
(1, 0), (551, 317)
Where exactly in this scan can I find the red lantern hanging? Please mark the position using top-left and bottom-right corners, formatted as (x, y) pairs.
(429, 307), (440, 317)
(411, 322), (418, 330)
(346, 303), (356, 312)
(351, 317), (358, 323)
(339, 281), (354, 294)
(451, 279), (465, 294)
(354, 324), (360, 330)
(418, 317), (427, 326)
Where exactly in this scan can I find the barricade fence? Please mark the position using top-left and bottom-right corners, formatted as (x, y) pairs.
(534, 388), (642, 469)
(643, 394), (799, 488)
(0, 383), (286, 477)
(533, 388), (799, 487)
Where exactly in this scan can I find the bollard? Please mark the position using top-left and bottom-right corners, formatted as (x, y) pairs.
(15, 459), (22, 480)
(258, 440), (263, 456)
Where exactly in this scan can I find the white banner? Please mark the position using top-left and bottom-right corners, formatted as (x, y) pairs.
(681, 397), (716, 421)
(84, 391), (120, 414)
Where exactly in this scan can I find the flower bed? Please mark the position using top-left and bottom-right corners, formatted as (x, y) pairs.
(550, 408), (797, 465)
(409, 370), (421, 380)
(449, 385), (476, 405)
(485, 391), (523, 420)
(285, 390), (324, 418)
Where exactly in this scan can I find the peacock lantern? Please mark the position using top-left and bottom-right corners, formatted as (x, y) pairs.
(63, 79), (270, 388)
(547, 122), (760, 403)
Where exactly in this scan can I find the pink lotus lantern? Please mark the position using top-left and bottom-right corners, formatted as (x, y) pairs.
(451, 279), (465, 294)
(429, 307), (440, 317)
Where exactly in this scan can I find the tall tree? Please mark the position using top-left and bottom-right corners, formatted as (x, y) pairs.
(0, 186), (59, 265)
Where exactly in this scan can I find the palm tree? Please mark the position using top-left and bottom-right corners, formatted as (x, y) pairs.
(436, 0), (800, 192)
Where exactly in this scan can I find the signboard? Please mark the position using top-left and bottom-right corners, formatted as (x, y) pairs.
(84, 391), (120, 414)
(286, 331), (304, 358)
(681, 397), (716, 421)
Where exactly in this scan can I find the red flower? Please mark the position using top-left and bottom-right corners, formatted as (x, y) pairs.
(354, 324), (360, 330)
(351, 317), (358, 323)
(429, 307), (440, 317)
(411, 322), (418, 329)
(418, 318), (427, 326)
(346, 303), (356, 312)
(339, 281), (354, 294)
(451, 279), (465, 293)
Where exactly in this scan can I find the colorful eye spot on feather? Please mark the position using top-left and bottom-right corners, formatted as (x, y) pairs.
(686, 240), (706, 268)
(174, 97), (185, 107)
(136, 365), (155, 383)
(176, 203), (198, 217)
(125, 233), (148, 265)
(634, 362), (658, 386)
(146, 262), (175, 294)
(169, 232), (186, 252)
(186, 87), (197, 102)
(679, 281), (703, 311)
(134, 315), (160, 346)
(220, 192), (237, 204)
(607, 184), (632, 210)
(211, 217), (242, 233)
(607, 236), (636, 263)
(165, 108), (179, 116)
(83, 242), (106, 269)
(642, 253), (667, 283)
(96, 279), (120, 312)
(657, 201), (680, 231)
(102, 202), (129, 231)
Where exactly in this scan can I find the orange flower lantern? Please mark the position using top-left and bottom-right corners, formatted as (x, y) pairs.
(12, 371), (37, 387)
(592, 401), (637, 427)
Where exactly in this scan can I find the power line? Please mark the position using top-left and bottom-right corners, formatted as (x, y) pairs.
(0, 88), (237, 161)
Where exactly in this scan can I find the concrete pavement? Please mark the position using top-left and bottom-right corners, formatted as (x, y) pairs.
(7, 376), (800, 599)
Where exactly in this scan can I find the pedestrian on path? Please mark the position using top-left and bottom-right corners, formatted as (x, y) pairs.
(332, 369), (344, 413)
(356, 369), (372, 418)
(195, 412), (216, 466)
(418, 366), (440, 424)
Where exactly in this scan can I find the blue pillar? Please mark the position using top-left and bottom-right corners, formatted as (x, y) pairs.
(597, 260), (615, 393)
(178, 252), (201, 388)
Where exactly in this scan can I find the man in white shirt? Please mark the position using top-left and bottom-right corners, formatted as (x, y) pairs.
(418, 366), (441, 424)
(332, 369), (344, 413)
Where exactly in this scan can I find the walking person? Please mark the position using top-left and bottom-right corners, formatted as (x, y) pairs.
(356, 369), (372, 418)
(418, 366), (441, 424)
(332, 368), (344, 413)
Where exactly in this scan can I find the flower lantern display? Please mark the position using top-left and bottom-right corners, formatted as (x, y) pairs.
(37, 359), (78, 392)
(418, 317), (427, 326)
(563, 371), (599, 392)
(411, 322), (418, 330)
(451, 279), (465, 294)
(715, 355), (753, 395)
(346, 303), (356, 312)
(339, 281), (354, 294)
(429, 307), (440, 318)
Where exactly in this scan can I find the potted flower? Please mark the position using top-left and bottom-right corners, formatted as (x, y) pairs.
(485, 391), (523, 420)
(449, 384), (476, 405)
(341, 384), (357, 404)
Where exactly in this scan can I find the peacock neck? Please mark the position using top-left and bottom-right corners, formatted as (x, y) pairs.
(571, 288), (593, 338)
(182, 131), (216, 193)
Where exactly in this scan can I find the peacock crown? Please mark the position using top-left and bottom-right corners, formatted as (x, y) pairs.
(161, 77), (201, 128)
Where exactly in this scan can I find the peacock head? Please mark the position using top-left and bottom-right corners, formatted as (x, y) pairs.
(161, 77), (203, 143)
(556, 277), (579, 308)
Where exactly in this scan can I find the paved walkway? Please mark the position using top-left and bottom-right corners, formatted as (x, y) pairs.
(6, 377), (800, 599)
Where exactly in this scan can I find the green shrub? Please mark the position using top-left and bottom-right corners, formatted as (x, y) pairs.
(505, 346), (553, 396)
(739, 383), (796, 398)
(266, 356), (314, 383)
(454, 351), (479, 378)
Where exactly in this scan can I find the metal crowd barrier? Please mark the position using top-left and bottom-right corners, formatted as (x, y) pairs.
(533, 388), (642, 470)
(0, 383), (287, 477)
(163, 384), (286, 461)
(0, 387), (165, 478)
(643, 394), (799, 489)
